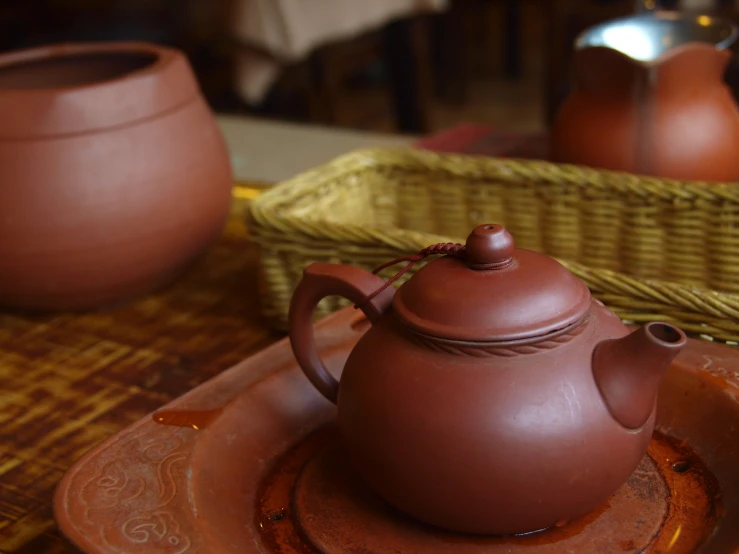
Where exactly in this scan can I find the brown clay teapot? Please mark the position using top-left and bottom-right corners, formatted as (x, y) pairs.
(289, 224), (687, 536)
(551, 11), (739, 181)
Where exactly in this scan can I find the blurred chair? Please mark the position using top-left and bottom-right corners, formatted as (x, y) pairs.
(308, 17), (434, 133)
(229, 0), (446, 133)
(431, 0), (526, 105)
(231, 16), (435, 133)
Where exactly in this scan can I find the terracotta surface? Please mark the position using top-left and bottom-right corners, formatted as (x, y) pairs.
(0, 41), (233, 311)
(551, 28), (739, 181)
(54, 306), (739, 553)
(288, 224), (686, 535)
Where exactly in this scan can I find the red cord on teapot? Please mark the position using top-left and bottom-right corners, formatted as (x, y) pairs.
(360, 243), (466, 304)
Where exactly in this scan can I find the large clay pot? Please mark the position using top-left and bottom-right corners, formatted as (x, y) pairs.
(0, 42), (233, 311)
(551, 11), (739, 181)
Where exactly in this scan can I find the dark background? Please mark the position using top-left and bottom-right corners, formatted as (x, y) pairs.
(1, 0), (737, 135)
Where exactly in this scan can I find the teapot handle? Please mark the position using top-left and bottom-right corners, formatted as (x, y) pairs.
(289, 263), (395, 404)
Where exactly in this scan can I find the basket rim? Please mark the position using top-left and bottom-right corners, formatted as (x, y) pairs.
(246, 146), (739, 320)
(253, 147), (739, 202)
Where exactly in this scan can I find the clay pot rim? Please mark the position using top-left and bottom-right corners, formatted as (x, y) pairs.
(0, 42), (169, 91)
(0, 41), (201, 139)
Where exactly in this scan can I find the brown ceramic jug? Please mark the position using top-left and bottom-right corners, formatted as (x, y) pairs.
(0, 42), (233, 310)
(551, 11), (739, 181)
(289, 224), (687, 536)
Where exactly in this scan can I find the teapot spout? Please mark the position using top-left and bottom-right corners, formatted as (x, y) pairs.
(592, 322), (687, 429)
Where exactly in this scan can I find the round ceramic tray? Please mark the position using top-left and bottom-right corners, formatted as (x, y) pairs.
(55, 308), (739, 553)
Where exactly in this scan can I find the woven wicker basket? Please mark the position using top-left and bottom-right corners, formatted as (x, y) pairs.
(246, 147), (739, 343)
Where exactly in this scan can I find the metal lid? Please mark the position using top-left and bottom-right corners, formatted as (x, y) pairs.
(575, 11), (738, 62)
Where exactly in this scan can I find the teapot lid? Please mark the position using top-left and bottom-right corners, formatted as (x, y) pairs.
(392, 224), (591, 342)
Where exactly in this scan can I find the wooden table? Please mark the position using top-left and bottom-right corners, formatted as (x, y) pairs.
(0, 183), (278, 553)
(216, 115), (414, 184)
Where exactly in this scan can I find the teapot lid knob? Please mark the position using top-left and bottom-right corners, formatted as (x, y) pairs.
(465, 224), (515, 270)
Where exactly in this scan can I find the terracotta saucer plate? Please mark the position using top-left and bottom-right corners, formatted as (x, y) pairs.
(54, 307), (739, 553)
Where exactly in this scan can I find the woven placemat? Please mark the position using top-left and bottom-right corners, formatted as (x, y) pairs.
(0, 181), (279, 553)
